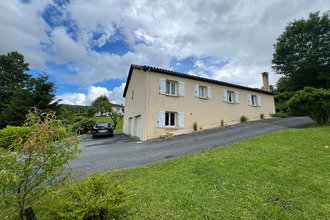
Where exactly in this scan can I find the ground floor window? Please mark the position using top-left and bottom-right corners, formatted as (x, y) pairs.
(158, 111), (184, 128)
(165, 112), (176, 127)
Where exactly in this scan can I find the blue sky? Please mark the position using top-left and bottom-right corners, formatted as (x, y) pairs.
(1, 0), (329, 105)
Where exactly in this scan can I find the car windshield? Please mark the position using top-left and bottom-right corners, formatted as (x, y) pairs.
(96, 122), (109, 128)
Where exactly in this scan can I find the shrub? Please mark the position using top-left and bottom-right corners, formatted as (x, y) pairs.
(221, 119), (224, 126)
(73, 115), (85, 123)
(240, 115), (248, 123)
(0, 109), (82, 219)
(72, 118), (96, 134)
(0, 126), (30, 149)
(260, 113), (265, 119)
(288, 87), (330, 125)
(199, 126), (203, 130)
(272, 112), (288, 118)
(46, 173), (129, 219)
(193, 122), (198, 131)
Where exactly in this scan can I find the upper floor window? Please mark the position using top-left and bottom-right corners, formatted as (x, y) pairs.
(199, 86), (206, 98)
(223, 89), (239, 104)
(195, 84), (212, 99)
(166, 81), (176, 95)
(159, 78), (185, 97)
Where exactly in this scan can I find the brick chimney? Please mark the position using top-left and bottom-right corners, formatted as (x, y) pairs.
(261, 72), (270, 92)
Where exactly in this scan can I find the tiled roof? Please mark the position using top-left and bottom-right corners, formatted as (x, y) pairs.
(123, 64), (275, 97)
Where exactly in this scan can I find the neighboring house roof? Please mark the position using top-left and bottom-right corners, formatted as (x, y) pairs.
(112, 103), (124, 109)
(123, 64), (275, 97)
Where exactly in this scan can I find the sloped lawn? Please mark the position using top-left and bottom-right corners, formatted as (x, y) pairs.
(1, 125), (329, 219)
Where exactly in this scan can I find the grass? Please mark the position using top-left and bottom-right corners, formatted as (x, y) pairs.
(1, 125), (329, 219)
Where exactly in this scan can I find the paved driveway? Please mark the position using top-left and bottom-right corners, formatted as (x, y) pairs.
(69, 117), (314, 174)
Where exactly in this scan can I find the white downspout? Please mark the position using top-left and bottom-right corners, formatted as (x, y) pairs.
(144, 69), (150, 141)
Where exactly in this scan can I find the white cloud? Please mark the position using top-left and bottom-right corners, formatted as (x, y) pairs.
(57, 84), (125, 106)
(1, 0), (329, 91)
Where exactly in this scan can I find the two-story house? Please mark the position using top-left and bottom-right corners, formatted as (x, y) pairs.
(123, 64), (275, 141)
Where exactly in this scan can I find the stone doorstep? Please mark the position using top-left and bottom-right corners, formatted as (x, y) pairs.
(161, 117), (272, 138)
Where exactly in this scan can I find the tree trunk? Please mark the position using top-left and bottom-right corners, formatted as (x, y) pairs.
(25, 207), (37, 220)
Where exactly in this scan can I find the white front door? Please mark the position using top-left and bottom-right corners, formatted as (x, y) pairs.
(136, 116), (141, 138)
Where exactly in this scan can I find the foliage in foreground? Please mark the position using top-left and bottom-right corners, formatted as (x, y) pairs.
(46, 173), (129, 219)
(288, 87), (330, 125)
(0, 109), (82, 219)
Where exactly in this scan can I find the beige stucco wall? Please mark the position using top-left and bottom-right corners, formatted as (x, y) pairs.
(123, 68), (148, 139)
(124, 69), (275, 140)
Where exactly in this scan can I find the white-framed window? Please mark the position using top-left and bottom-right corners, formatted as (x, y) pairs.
(165, 112), (176, 127)
(199, 86), (206, 98)
(166, 81), (176, 95)
(159, 78), (185, 97)
(157, 111), (184, 128)
(251, 95), (257, 106)
(195, 84), (212, 99)
(223, 89), (239, 104)
(248, 94), (261, 107)
(227, 91), (234, 103)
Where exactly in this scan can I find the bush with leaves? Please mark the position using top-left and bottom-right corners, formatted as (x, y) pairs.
(288, 87), (330, 125)
(0, 108), (82, 220)
(72, 118), (96, 134)
(46, 172), (129, 219)
(193, 122), (198, 131)
(240, 115), (248, 122)
(0, 126), (30, 149)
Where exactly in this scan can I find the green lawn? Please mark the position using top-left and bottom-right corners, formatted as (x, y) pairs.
(1, 125), (329, 219)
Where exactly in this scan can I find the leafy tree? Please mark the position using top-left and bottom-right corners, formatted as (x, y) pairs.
(0, 52), (57, 128)
(272, 12), (330, 91)
(86, 106), (97, 118)
(0, 108), (82, 219)
(109, 110), (124, 129)
(92, 95), (112, 116)
(288, 87), (330, 125)
(0, 51), (30, 109)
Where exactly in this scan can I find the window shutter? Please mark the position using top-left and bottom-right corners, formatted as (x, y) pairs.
(178, 112), (184, 128)
(257, 96), (261, 107)
(207, 86), (212, 99)
(159, 78), (166, 94)
(223, 89), (227, 102)
(157, 111), (165, 128)
(247, 94), (252, 106)
(195, 84), (199, 97)
(235, 91), (239, 104)
(178, 82), (185, 97)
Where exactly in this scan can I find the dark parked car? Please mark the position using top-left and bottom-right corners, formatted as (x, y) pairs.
(92, 122), (113, 138)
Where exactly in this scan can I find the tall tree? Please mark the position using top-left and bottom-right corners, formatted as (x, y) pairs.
(92, 95), (112, 116)
(0, 52), (57, 128)
(0, 51), (30, 110)
(272, 12), (330, 91)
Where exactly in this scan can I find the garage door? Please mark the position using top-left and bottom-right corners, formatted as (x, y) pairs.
(136, 116), (141, 138)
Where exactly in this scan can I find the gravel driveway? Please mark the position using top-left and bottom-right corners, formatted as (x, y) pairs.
(69, 117), (314, 174)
